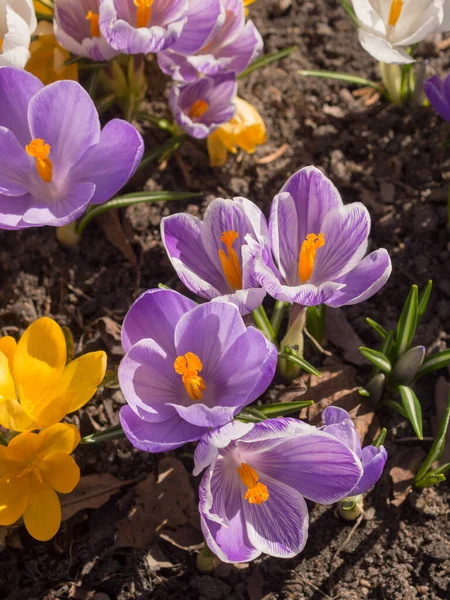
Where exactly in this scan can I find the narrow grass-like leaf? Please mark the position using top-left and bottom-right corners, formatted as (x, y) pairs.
(359, 347), (392, 373)
(384, 399), (408, 419)
(366, 317), (388, 339)
(299, 70), (384, 93)
(259, 400), (314, 418)
(306, 305), (327, 344)
(379, 330), (395, 363)
(340, 0), (359, 25)
(398, 385), (423, 439)
(414, 473), (446, 488)
(396, 285), (418, 357)
(417, 349), (450, 378)
(270, 300), (289, 337)
(278, 349), (321, 377)
(238, 47), (297, 79)
(372, 428), (387, 448)
(137, 134), (188, 172)
(415, 390), (450, 483)
(81, 424), (125, 444)
(418, 280), (433, 320)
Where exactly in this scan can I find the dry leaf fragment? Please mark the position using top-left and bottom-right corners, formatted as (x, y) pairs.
(98, 316), (123, 357)
(255, 143), (289, 164)
(97, 210), (137, 265)
(325, 308), (366, 366)
(61, 474), (135, 521)
(390, 447), (426, 507)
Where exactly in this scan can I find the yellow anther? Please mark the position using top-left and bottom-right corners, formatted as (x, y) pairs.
(188, 100), (210, 120)
(134, 0), (153, 28)
(218, 230), (242, 291)
(26, 138), (53, 183)
(86, 11), (101, 38)
(388, 0), (404, 26)
(237, 463), (269, 505)
(298, 232), (325, 284)
(0, 38), (3, 53)
(174, 351), (206, 401)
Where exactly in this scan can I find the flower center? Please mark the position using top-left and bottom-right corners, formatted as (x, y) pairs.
(25, 139), (53, 183)
(134, 0), (153, 28)
(218, 230), (242, 291)
(188, 100), (210, 120)
(237, 463), (269, 505)
(86, 11), (100, 37)
(17, 460), (44, 484)
(174, 351), (206, 401)
(388, 0), (404, 26)
(298, 233), (325, 284)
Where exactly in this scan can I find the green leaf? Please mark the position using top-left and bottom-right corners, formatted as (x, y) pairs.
(417, 349), (450, 378)
(366, 318), (388, 339)
(379, 330), (395, 363)
(278, 348), (321, 377)
(340, 0), (359, 25)
(298, 70), (384, 94)
(359, 347), (392, 373)
(259, 400), (314, 418)
(395, 285), (418, 358)
(418, 280), (433, 320)
(238, 47), (297, 79)
(270, 300), (289, 337)
(306, 305), (327, 345)
(372, 427), (387, 448)
(80, 424), (125, 444)
(384, 399), (408, 419)
(76, 190), (200, 236)
(397, 385), (423, 439)
(235, 407), (268, 423)
(414, 473), (446, 489)
(358, 387), (370, 397)
(252, 305), (277, 345)
(415, 389), (450, 483)
(137, 134), (188, 172)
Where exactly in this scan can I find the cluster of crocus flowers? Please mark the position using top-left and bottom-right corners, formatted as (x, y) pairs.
(0, 0), (36, 68)
(0, 316), (107, 540)
(0, 68), (144, 229)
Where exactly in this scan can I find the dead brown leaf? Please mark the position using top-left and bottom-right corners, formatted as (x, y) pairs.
(115, 457), (202, 551)
(98, 316), (123, 357)
(325, 308), (366, 366)
(247, 567), (265, 600)
(97, 210), (137, 265)
(61, 474), (135, 521)
(352, 86), (380, 106)
(255, 143), (289, 165)
(390, 447), (426, 507)
(432, 376), (450, 465)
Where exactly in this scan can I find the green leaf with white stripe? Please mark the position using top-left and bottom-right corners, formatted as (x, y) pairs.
(396, 285), (418, 358)
(418, 280), (433, 320)
(417, 349), (450, 378)
(397, 385), (423, 439)
(366, 318), (388, 339)
(359, 347), (392, 373)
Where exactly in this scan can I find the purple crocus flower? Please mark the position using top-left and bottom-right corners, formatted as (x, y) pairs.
(158, 0), (263, 83)
(54, 0), (118, 62)
(424, 73), (450, 122)
(161, 197), (269, 315)
(194, 418), (364, 562)
(118, 289), (277, 453)
(0, 68), (144, 229)
(169, 73), (237, 139)
(99, 0), (188, 54)
(251, 166), (392, 307)
(322, 406), (387, 496)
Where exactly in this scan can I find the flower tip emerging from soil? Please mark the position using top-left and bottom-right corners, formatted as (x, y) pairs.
(0, 317), (107, 431)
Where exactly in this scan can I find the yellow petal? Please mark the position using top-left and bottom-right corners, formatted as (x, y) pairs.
(0, 446), (18, 478)
(40, 453), (80, 494)
(0, 398), (36, 432)
(6, 431), (42, 462)
(207, 132), (229, 167)
(14, 317), (67, 421)
(35, 351), (107, 427)
(38, 423), (81, 456)
(0, 351), (17, 401)
(23, 474), (61, 541)
(0, 474), (30, 526)
(0, 336), (17, 372)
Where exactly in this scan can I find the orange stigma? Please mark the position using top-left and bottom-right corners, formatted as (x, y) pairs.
(25, 139), (52, 183)
(298, 233), (325, 284)
(174, 352), (206, 401)
(188, 100), (210, 120)
(86, 11), (101, 37)
(388, 0), (404, 26)
(238, 463), (269, 505)
(218, 230), (242, 291)
(134, 0), (153, 28)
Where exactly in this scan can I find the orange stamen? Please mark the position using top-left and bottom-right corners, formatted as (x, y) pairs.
(174, 352), (206, 401)
(388, 0), (404, 26)
(298, 233), (325, 284)
(218, 230), (242, 291)
(188, 100), (210, 120)
(238, 463), (269, 505)
(25, 139), (52, 183)
(134, 0), (153, 28)
(86, 11), (101, 38)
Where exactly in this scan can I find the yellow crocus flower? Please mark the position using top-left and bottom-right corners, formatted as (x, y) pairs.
(0, 317), (106, 432)
(0, 423), (80, 541)
(207, 97), (267, 167)
(26, 22), (78, 85)
(33, 0), (53, 17)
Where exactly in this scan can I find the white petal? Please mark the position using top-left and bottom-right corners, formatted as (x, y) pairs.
(357, 29), (415, 64)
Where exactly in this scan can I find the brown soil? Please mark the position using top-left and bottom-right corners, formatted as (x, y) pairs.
(1, 1), (449, 599)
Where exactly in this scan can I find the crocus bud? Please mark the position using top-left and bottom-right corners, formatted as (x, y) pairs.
(365, 373), (386, 404)
(337, 494), (364, 521)
(391, 346), (425, 385)
(196, 544), (221, 573)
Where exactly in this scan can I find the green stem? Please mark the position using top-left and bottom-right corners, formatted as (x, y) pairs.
(137, 134), (188, 173)
(238, 46), (297, 79)
(299, 70), (385, 95)
(252, 305), (277, 345)
(270, 301), (288, 338)
(80, 424), (125, 444)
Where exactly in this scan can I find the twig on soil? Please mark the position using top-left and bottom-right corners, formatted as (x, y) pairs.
(329, 514), (364, 591)
(304, 327), (333, 356)
(294, 573), (335, 600)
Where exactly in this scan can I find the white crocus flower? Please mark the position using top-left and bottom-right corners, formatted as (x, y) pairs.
(352, 0), (450, 64)
(0, 0), (37, 68)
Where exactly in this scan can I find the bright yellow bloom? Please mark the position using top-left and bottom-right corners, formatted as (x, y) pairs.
(243, 0), (256, 16)
(0, 317), (106, 432)
(0, 423), (80, 541)
(33, 0), (54, 17)
(26, 22), (78, 85)
(207, 97), (266, 167)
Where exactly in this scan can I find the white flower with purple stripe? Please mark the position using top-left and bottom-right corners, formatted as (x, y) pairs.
(194, 418), (364, 562)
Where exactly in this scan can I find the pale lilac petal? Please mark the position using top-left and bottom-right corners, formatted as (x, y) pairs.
(351, 445), (387, 495)
(193, 421), (254, 475)
(326, 249), (392, 308)
(169, 0), (224, 55)
(170, 403), (237, 428)
(121, 288), (196, 353)
(120, 405), (206, 452)
(0, 127), (33, 196)
(242, 474), (309, 558)
(424, 74), (450, 122)
(322, 406), (351, 425)
(320, 419), (362, 459)
(0, 67), (43, 145)
(73, 118), (144, 204)
(311, 203), (370, 284)
(269, 191), (299, 285)
(211, 288), (266, 315)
